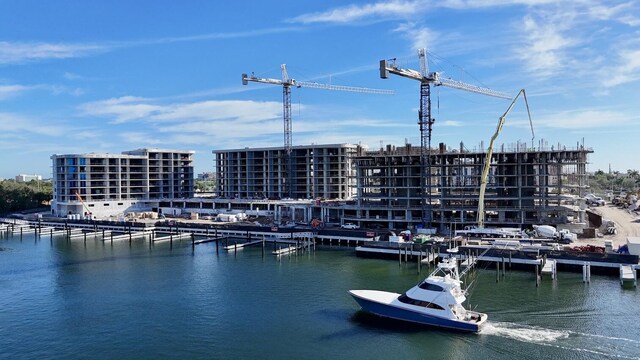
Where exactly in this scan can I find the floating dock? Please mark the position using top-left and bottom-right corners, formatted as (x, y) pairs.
(272, 241), (312, 255)
(104, 230), (153, 242)
(153, 233), (192, 243)
(541, 259), (557, 279)
(620, 265), (638, 287)
(224, 239), (263, 251)
(68, 230), (112, 240)
(355, 241), (639, 275)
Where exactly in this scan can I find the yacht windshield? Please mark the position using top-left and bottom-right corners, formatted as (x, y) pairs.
(398, 294), (445, 310)
(418, 282), (445, 292)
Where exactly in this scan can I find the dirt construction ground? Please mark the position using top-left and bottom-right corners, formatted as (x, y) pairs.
(577, 205), (640, 248)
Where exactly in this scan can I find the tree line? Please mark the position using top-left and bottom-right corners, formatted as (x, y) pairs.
(589, 169), (640, 194)
(0, 180), (52, 215)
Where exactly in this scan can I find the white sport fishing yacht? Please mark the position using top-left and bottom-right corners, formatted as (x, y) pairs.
(349, 255), (487, 332)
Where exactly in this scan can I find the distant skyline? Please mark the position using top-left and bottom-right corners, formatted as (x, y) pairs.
(1, 1), (638, 179)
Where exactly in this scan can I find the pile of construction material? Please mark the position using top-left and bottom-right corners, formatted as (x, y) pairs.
(215, 213), (247, 222)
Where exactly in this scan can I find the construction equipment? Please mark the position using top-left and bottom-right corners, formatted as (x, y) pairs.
(74, 191), (92, 216)
(477, 89), (534, 228)
(380, 48), (511, 229)
(242, 65), (394, 198)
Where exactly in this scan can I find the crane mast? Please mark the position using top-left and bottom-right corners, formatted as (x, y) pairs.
(242, 65), (393, 198)
(477, 89), (534, 228)
(380, 48), (510, 230)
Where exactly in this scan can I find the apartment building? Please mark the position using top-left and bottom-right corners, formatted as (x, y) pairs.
(15, 174), (43, 182)
(51, 148), (194, 217)
(214, 144), (358, 200)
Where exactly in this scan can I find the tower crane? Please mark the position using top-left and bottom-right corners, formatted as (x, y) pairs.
(477, 89), (534, 228)
(380, 48), (511, 229)
(242, 64), (394, 198)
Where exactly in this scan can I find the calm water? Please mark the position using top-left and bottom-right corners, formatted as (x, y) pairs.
(1, 231), (639, 359)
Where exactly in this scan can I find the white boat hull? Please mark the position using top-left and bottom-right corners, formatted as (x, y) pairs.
(349, 290), (487, 333)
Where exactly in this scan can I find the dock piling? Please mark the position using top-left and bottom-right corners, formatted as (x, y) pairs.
(583, 262), (591, 284)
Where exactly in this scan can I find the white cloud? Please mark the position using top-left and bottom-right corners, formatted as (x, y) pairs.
(152, 100), (282, 122)
(585, 1), (640, 25)
(0, 85), (30, 100)
(288, 0), (560, 24)
(0, 28), (300, 65)
(535, 110), (632, 129)
(0, 83), (84, 99)
(394, 23), (437, 51)
(604, 48), (640, 88)
(515, 15), (578, 76)
(80, 96), (164, 123)
(288, 0), (425, 24)
(80, 97), (283, 125)
(0, 112), (64, 136)
(0, 41), (106, 65)
(441, 120), (463, 127)
(441, 0), (557, 9)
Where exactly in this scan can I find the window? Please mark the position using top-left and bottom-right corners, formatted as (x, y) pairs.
(104, 204), (110, 206)
(398, 294), (445, 310)
(418, 282), (445, 292)
(88, 204), (94, 207)
(117, 203), (123, 205)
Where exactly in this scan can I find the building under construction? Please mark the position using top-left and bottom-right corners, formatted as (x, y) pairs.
(214, 144), (358, 200)
(212, 140), (592, 231)
(342, 141), (592, 231)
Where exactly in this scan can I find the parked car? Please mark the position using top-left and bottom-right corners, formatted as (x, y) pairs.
(341, 223), (360, 230)
(588, 197), (605, 206)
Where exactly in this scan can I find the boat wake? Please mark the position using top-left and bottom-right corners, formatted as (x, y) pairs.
(481, 321), (569, 343)
(482, 321), (640, 359)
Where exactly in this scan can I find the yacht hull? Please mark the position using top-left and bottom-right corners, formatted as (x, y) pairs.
(349, 290), (485, 333)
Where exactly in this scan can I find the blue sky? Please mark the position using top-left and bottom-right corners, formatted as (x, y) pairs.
(1, 0), (638, 179)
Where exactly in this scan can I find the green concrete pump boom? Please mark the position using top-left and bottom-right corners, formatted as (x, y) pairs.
(476, 89), (534, 228)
